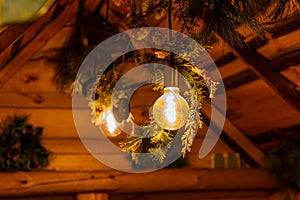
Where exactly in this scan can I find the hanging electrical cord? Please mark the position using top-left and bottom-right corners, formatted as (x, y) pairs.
(168, 0), (178, 87)
(105, 0), (109, 23)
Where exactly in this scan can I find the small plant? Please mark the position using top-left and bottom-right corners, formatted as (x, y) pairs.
(0, 114), (50, 171)
(265, 137), (300, 200)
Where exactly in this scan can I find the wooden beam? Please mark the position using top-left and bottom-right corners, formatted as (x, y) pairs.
(0, 0), (79, 88)
(0, 25), (29, 53)
(202, 103), (266, 167)
(0, 0), (103, 69)
(0, 92), (72, 109)
(215, 33), (300, 112)
(266, 15), (300, 38)
(0, 169), (277, 198)
(269, 192), (300, 200)
(111, 191), (272, 200)
(270, 49), (300, 71)
(222, 69), (258, 90)
(0, 0), (104, 89)
(0, 0), (67, 68)
(76, 193), (109, 200)
(218, 48), (300, 91)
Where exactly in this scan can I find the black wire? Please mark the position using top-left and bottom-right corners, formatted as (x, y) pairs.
(105, 0), (109, 22)
(168, 0), (172, 41)
(168, 0), (178, 86)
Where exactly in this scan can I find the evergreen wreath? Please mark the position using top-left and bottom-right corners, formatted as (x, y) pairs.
(54, 0), (300, 165)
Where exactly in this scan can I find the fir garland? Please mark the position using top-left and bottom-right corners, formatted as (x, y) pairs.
(112, 0), (300, 47)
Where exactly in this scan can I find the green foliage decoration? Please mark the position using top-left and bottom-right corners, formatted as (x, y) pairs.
(0, 115), (50, 171)
(53, 0), (300, 166)
(111, 49), (218, 164)
(113, 0), (300, 48)
(265, 137), (300, 199)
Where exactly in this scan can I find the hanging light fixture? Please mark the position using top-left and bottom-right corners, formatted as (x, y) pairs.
(153, 87), (189, 130)
(152, 0), (190, 131)
(99, 109), (121, 137)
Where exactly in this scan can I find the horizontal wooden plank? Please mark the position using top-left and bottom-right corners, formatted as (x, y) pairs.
(226, 81), (300, 135)
(47, 153), (218, 171)
(41, 136), (234, 170)
(231, 103), (300, 136)
(42, 137), (233, 155)
(0, 59), (58, 92)
(111, 191), (271, 200)
(281, 65), (300, 88)
(47, 152), (208, 171)
(6, 196), (74, 200)
(269, 192), (300, 200)
(266, 15), (300, 38)
(257, 28), (300, 60)
(226, 80), (277, 111)
(217, 59), (248, 79)
(47, 154), (120, 171)
(208, 42), (232, 61)
(0, 92), (72, 108)
(222, 69), (258, 90)
(0, 108), (78, 138)
(0, 169), (277, 197)
(271, 49), (300, 71)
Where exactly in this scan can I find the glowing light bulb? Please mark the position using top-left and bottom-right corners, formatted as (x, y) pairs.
(153, 87), (189, 130)
(99, 109), (121, 137)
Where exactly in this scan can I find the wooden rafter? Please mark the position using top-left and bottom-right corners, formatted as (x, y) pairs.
(0, 0), (78, 88)
(215, 32), (300, 112)
(0, 0), (103, 89)
(0, 169), (276, 198)
(0, 25), (29, 53)
(201, 103), (266, 167)
(0, 0), (66, 69)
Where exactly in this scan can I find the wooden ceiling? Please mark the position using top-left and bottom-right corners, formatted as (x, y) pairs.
(0, 0), (300, 168)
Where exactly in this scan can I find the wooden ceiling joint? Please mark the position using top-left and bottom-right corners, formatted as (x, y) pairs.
(216, 32), (300, 113)
(201, 103), (266, 167)
(0, 0), (80, 88)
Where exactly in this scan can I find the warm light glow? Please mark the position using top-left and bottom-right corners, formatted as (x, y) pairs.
(153, 87), (189, 130)
(99, 109), (121, 137)
(164, 94), (177, 123)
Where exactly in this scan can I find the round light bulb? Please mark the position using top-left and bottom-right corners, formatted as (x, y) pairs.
(99, 109), (121, 137)
(153, 87), (189, 130)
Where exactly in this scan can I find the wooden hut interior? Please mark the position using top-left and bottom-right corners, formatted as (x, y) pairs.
(0, 0), (300, 199)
